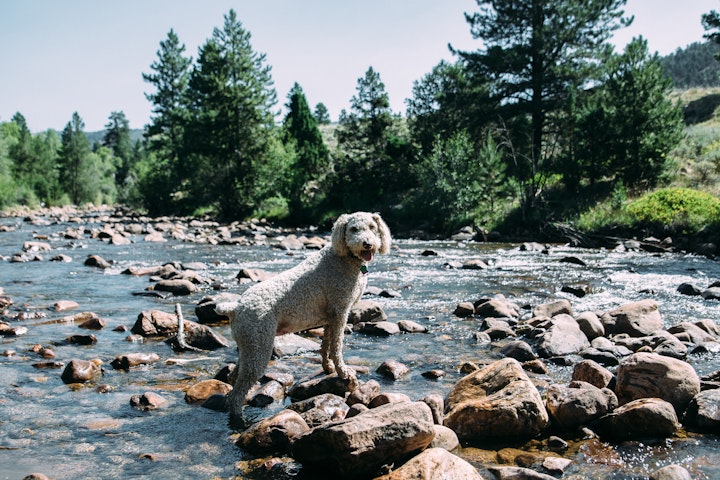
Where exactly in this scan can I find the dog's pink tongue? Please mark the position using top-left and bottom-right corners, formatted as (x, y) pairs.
(361, 250), (373, 262)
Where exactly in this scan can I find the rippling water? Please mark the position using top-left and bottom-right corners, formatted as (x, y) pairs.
(2, 213), (720, 479)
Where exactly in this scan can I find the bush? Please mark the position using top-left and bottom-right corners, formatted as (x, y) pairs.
(624, 187), (720, 232)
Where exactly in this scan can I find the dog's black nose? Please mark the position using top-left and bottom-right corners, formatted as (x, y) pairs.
(363, 242), (372, 249)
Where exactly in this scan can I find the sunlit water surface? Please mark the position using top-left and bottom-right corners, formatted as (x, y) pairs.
(2, 215), (720, 479)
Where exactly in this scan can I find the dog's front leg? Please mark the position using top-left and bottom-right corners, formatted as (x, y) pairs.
(322, 319), (357, 390)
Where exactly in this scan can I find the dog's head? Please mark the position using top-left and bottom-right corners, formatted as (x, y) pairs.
(331, 212), (391, 261)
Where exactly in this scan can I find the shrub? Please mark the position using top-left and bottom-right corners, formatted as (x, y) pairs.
(624, 187), (720, 232)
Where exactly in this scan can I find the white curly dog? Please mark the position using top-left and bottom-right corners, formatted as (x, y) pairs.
(216, 212), (391, 423)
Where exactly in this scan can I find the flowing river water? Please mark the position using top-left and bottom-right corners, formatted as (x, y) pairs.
(2, 210), (720, 479)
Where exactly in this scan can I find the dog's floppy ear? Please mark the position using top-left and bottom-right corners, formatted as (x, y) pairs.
(331, 214), (350, 256)
(373, 213), (391, 254)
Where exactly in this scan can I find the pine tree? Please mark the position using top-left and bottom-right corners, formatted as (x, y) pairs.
(185, 9), (277, 218)
(102, 111), (134, 187)
(58, 112), (93, 204)
(314, 103), (331, 125)
(283, 83), (330, 216)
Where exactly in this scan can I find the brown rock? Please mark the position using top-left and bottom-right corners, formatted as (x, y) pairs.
(185, 379), (232, 403)
(374, 447), (482, 480)
(61, 359), (101, 384)
(236, 409), (309, 454)
(110, 353), (161, 370)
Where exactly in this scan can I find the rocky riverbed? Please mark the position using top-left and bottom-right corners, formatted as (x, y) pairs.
(2, 206), (720, 479)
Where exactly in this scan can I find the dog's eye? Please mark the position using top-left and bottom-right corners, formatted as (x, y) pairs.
(369, 223), (377, 230)
(349, 226), (359, 232)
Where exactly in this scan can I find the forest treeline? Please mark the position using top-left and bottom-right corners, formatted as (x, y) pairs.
(2, 1), (720, 236)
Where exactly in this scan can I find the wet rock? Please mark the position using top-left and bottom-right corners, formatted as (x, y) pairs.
(616, 352), (700, 415)
(545, 382), (618, 429)
(236, 267), (275, 283)
(272, 333), (320, 358)
(667, 322), (717, 344)
(535, 314), (590, 358)
(50, 253), (73, 262)
(84, 254), (111, 269)
(347, 379), (381, 406)
(65, 334), (97, 345)
(237, 409), (309, 454)
(421, 393), (444, 425)
(287, 393), (349, 427)
(474, 296), (520, 319)
(131, 309), (180, 336)
(571, 360), (614, 389)
(23, 241), (52, 252)
(153, 279), (196, 295)
(53, 300), (79, 312)
(462, 259), (488, 270)
(78, 315), (106, 330)
(649, 464), (693, 480)
(110, 353), (161, 370)
(397, 319), (428, 333)
(22, 474), (51, 480)
(61, 359), (101, 384)
(166, 321), (230, 351)
(421, 369), (446, 380)
(683, 389), (720, 431)
(488, 466), (557, 480)
(195, 293), (241, 323)
(444, 358), (549, 441)
(499, 340), (537, 362)
(376, 360), (410, 380)
(453, 302), (475, 318)
(375, 447), (482, 480)
(248, 380), (286, 407)
(292, 401), (435, 479)
(482, 319), (516, 340)
(677, 282), (703, 296)
(348, 299), (387, 324)
(289, 374), (356, 401)
(594, 397), (680, 441)
(185, 379), (232, 403)
(533, 299), (573, 318)
(575, 311), (604, 340)
(606, 299), (663, 337)
(369, 392), (413, 408)
(32, 361), (65, 369)
(701, 287), (720, 300)
(429, 424), (460, 451)
(357, 321), (400, 336)
(561, 283), (591, 297)
(520, 242), (546, 252)
(130, 391), (168, 410)
(0, 322), (28, 336)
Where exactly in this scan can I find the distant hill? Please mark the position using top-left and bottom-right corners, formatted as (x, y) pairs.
(85, 128), (144, 146)
(662, 41), (720, 89)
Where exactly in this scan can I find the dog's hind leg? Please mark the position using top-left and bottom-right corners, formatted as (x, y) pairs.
(226, 318), (276, 428)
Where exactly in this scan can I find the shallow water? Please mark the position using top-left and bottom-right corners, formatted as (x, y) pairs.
(2, 213), (720, 479)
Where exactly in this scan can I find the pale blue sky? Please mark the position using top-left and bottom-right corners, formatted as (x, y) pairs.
(0, 0), (712, 132)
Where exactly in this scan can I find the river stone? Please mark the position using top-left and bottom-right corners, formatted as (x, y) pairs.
(291, 401), (435, 479)
(444, 358), (549, 441)
(474, 297), (520, 318)
(683, 389), (720, 430)
(84, 254), (111, 269)
(357, 321), (401, 336)
(374, 448), (482, 480)
(429, 425), (460, 451)
(287, 393), (349, 427)
(575, 311), (605, 340)
(247, 380), (286, 407)
(571, 359), (614, 389)
(166, 321), (231, 351)
(677, 282), (703, 296)
(615, 352), (700, 415)
(110, 353), (161, 370)
(453, 302), (475, 318)
(53, 300), (79, 312)
(594, 397), (680, 441)
(696, 318), (720, 337)
(702, 287), (720, 300)
(533, 299), (573, 318)
(608, 299), (663, 337)
(487, 466), (557, 480)
(421, 393), (444, 425)
(348, 299), (387, 324)
(667, 321), (717, 344)
(397, 319), (428, 333)
(289, 374), (356, 401)
(23, 240), (52, 252)
(185, 379), (232, 403)
(649, 464), (693, 480)
(347, 379), (381, 406)
(78, 315), (106, 330)
(535, 314), (590, 358)
(499, 340), (537, 362)
(236, 409), (310, 454)
(272, 333), (320, 357)
(368, 392), (413, 408)
(545, 382), (617, 429)
(130, 391), (168, 410)
(195, 293), (241, 323)
(131, 309), (179, 336)
(61, 359), (101, 384)
(376, 360), (410, 380)
(153, 279), (196, 295)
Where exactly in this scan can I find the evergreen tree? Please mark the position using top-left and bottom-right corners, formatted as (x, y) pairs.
(141, 29), (192, 214)
(31, 129), (61, 203)
(58, 112), (94, 204)
(282, 83), (330, 216)
(314, 102), (331, 124)
(185, 9), (277, 218)
(455, 0), (631, 213)
(102, 111), (134, 188)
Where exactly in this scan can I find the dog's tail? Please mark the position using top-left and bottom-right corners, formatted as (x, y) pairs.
(214, 302), (238, 322)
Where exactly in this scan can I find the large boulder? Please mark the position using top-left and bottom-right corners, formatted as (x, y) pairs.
(292, 401), (435, 479)
(615, 352), (700, 415)
(374, 448), (484, 480)
(593, 398), (680, 440)
(236, 409), (310, 454)
(683, 389), (720, 431)
(605, 299), (663, 337)
(545, 381), (618, 429)
(535, 314), (590, 358)
(444, 358), (549, 441)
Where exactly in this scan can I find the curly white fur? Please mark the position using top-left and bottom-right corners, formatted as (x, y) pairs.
(216, 212), (391, 423)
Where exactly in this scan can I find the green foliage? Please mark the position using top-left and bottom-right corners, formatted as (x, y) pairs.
(313, 103), (331, 125)
(661, 41), (720, 88)
(624, 187), (720, 231)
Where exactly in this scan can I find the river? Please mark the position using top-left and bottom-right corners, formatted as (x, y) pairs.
(1, 210), (720, 479)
